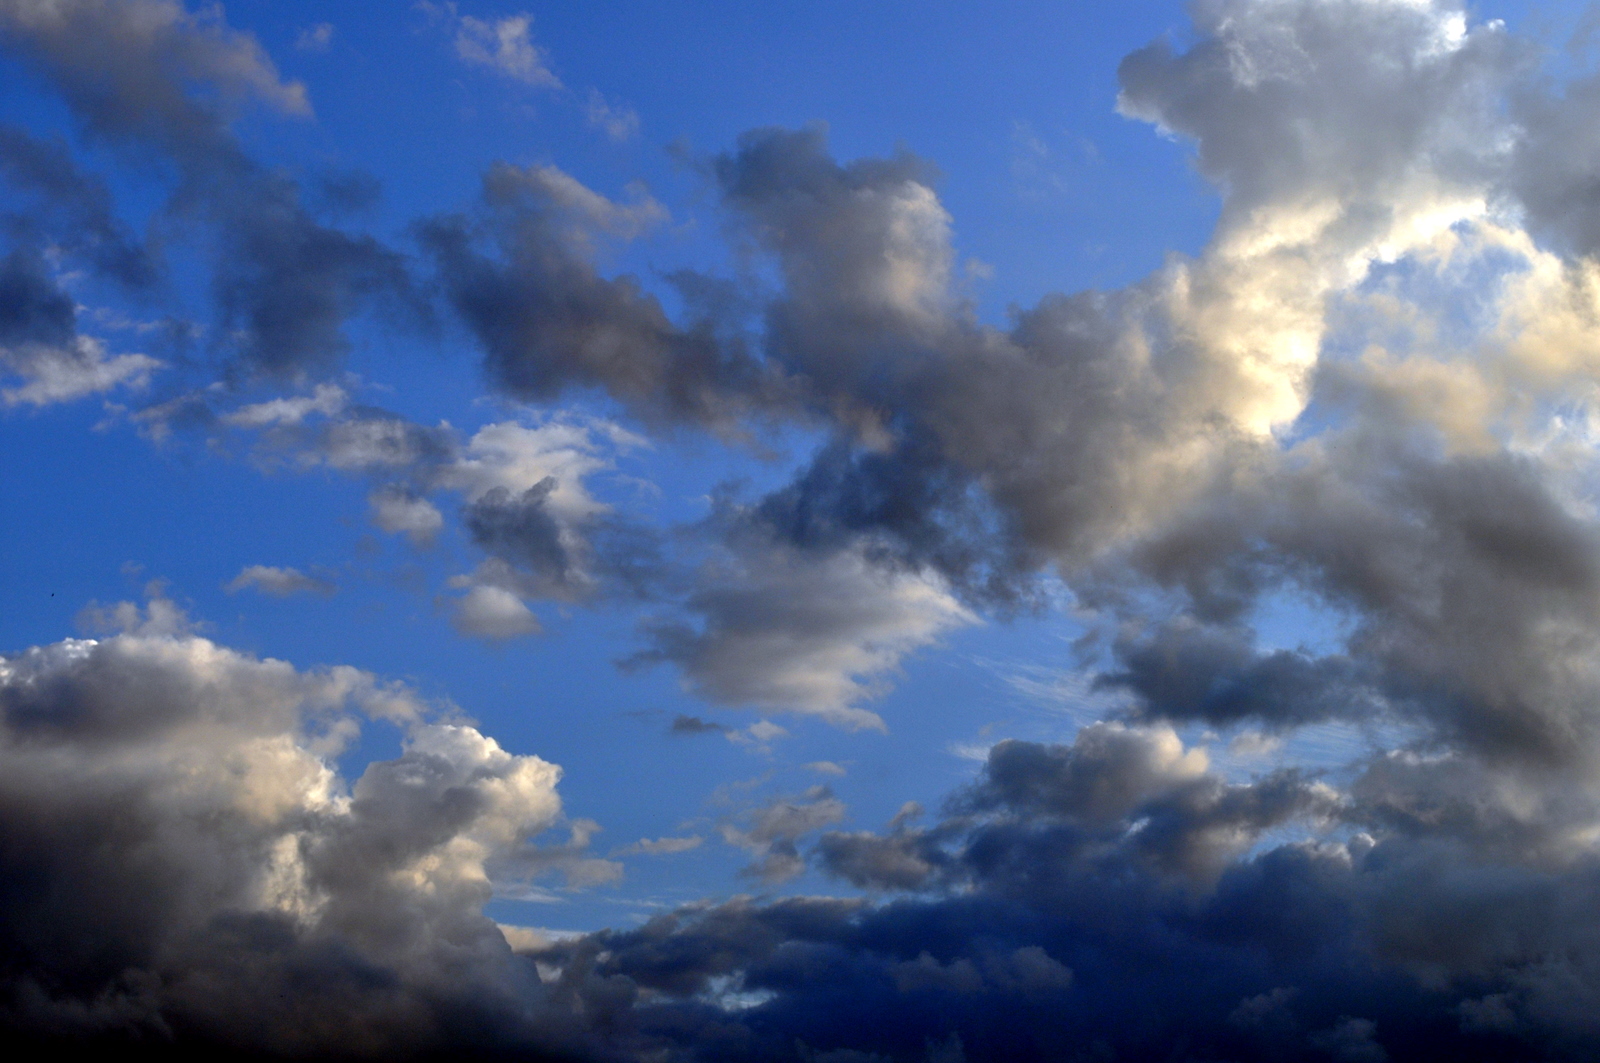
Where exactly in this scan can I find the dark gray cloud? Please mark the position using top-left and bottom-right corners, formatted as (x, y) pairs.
(0, 245), (74, 349)
(421, 161), (788, 430)
(0, 0), (418, 382)
(0, 122), (156, 287)
(526, 726), (1600, 1062)
(464, 478), (577, 596)
(0, 122), (163, 405)
(670, 714), (730, 737)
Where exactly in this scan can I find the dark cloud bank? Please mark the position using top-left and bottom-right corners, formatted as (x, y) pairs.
(13, 0), (1600, 1060)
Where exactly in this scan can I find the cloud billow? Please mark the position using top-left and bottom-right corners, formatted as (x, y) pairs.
(0, 603), (619, 1059)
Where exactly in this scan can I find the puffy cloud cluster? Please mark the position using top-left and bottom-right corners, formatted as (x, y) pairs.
(0, 602), (607, 1058)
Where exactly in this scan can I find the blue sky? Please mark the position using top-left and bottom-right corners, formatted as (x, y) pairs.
(13, 2), (1600, 1060)
(0, 0), (1232, 931)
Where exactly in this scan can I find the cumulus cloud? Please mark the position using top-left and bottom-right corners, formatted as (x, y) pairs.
(518, 722), (1600, 1061)
(368, 485), (445, 545)
(0, 606), (613, 1058)
(420, 160), (787, 429)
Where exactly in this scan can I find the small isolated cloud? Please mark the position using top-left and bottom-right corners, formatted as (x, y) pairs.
(1227, 730), (1285, 759)
(295, 22), (334, 52)
(728, 719), (789, 753)
(619, 836), (703, 856)
(805, 761), (848, 777)
(424, 3), (560, 89)
(670, 714), (728, 736)
(668, 715), (789, 753)
(585, 88), (639, 142)
(452, 584), (540, 640)
(225, 565), (335, 598)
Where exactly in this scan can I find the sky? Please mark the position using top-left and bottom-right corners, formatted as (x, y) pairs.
(10, 0), (1600, 1060)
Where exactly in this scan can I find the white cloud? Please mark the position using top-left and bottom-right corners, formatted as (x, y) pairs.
(804, 761), (848, 777)
(425, 3), (561, 89)
(223, 383), (346, 427)
(1, 336), (161, 407)
(369, 486), (444, 546)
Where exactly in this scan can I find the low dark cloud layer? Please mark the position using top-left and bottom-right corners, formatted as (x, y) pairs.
(530, 726), (1600, 1062)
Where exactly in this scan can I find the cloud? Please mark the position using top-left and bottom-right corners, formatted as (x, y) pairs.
(440, 7), (561, 89)
(420, 160), (787, 429)
(451, 584), (541, 640)
(369, 485), (445, 545)
(224, 565), (336, 598)
(585, 89), (640, 142)
(1, 334), (161, 406)
(529, 721), (1600, 1062)
(619, 836), (703, 856)
(719, 785), (847, 883)
(632, 529), (973, 730)
(294, 22), (334, 52)
(0, 122), (157, 287)
(669, 714), (729, 736)
(0, 607), (613, 1058)
(0, 0), (417, 381)
(221, 382), (347, 427)
(21, 1), (1600, 1057)
(0, 245), (161, 406)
